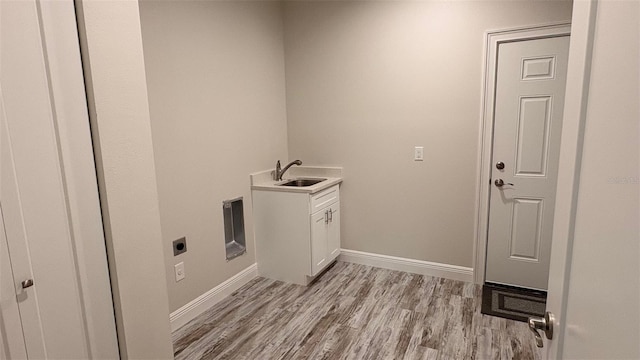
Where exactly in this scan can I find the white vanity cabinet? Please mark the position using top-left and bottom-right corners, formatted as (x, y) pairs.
(253, 184), (341, 285)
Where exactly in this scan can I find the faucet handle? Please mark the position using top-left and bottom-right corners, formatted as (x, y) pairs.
(274, 160), (282, 180)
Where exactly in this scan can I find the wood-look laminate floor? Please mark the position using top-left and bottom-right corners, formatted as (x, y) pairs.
(173, 262), (540, 360)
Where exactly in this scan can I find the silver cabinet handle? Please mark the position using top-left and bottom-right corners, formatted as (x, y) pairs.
(528, 312), (554, 348)
(21, 279), (34, 289)
(495, 179), (514, 187)
(324, 210), (329, 224)
(329, 208), (333, 222)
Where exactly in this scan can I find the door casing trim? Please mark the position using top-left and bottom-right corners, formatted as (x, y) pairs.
(473, 22), (571, 285)
(36, 0), (119, 357)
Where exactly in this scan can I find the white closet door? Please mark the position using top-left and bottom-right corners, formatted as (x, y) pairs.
(0, 0), (90, 358)
(0, 202), (28, 360)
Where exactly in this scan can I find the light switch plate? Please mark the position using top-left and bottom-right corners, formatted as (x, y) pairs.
(175, 262), (185, 282)
(414, 146), (424, 161)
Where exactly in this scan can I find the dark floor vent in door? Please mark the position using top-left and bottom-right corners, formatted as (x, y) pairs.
(481, 283), (547, 323)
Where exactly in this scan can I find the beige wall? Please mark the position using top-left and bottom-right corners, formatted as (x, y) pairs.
(283, 1), (573, 267)
(137, 0), (573, 314)
(75, 0), (173, 357)
(139, 1), (289, 312)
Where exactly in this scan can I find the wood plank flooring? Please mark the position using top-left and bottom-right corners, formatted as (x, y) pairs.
(173, 262), (541, 360)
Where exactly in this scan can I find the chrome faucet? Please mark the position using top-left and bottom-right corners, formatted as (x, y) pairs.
(274, 159), (302, 181)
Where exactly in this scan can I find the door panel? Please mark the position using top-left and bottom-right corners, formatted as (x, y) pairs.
(509, 198), (543, 261)
(0, 205), (28, 360)
(0, 0), (90, 357)
(0, 90), (47, 359)
(515, 96), (552, 176)
(522, 56), (556, 80)
(486, 36), (569, 290)
(544, 1), (640, 356)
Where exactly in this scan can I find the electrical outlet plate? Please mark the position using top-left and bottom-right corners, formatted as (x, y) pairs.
(175, 262), (185, 282)
(414, 146), (424, 161)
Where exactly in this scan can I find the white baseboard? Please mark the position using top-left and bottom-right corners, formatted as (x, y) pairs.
(338, 249), (474, 283)
(169, 252), (472, 331)
(169, 263), (258, 332)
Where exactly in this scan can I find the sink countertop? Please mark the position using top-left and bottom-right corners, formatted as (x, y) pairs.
(250, 166), (343, 194)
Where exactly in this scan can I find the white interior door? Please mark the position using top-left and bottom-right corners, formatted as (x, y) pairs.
(542, 0), (640, 357)
(0, 0), (102, 358)
(486, 36), (570, 290)
(0, 202), (28, 359)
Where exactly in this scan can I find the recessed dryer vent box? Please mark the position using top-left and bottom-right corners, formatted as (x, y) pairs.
(223, 197), (246, 261)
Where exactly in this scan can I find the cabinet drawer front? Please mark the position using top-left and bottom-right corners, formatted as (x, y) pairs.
(310, 185), (339, 214)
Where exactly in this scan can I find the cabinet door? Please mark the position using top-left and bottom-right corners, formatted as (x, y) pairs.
(327, 202), (341, 262)
(310, 210), (328, 276)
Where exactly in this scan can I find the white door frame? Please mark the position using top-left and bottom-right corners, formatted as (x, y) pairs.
(30, 0), (119, 357)
(473, 22), (571, 284)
